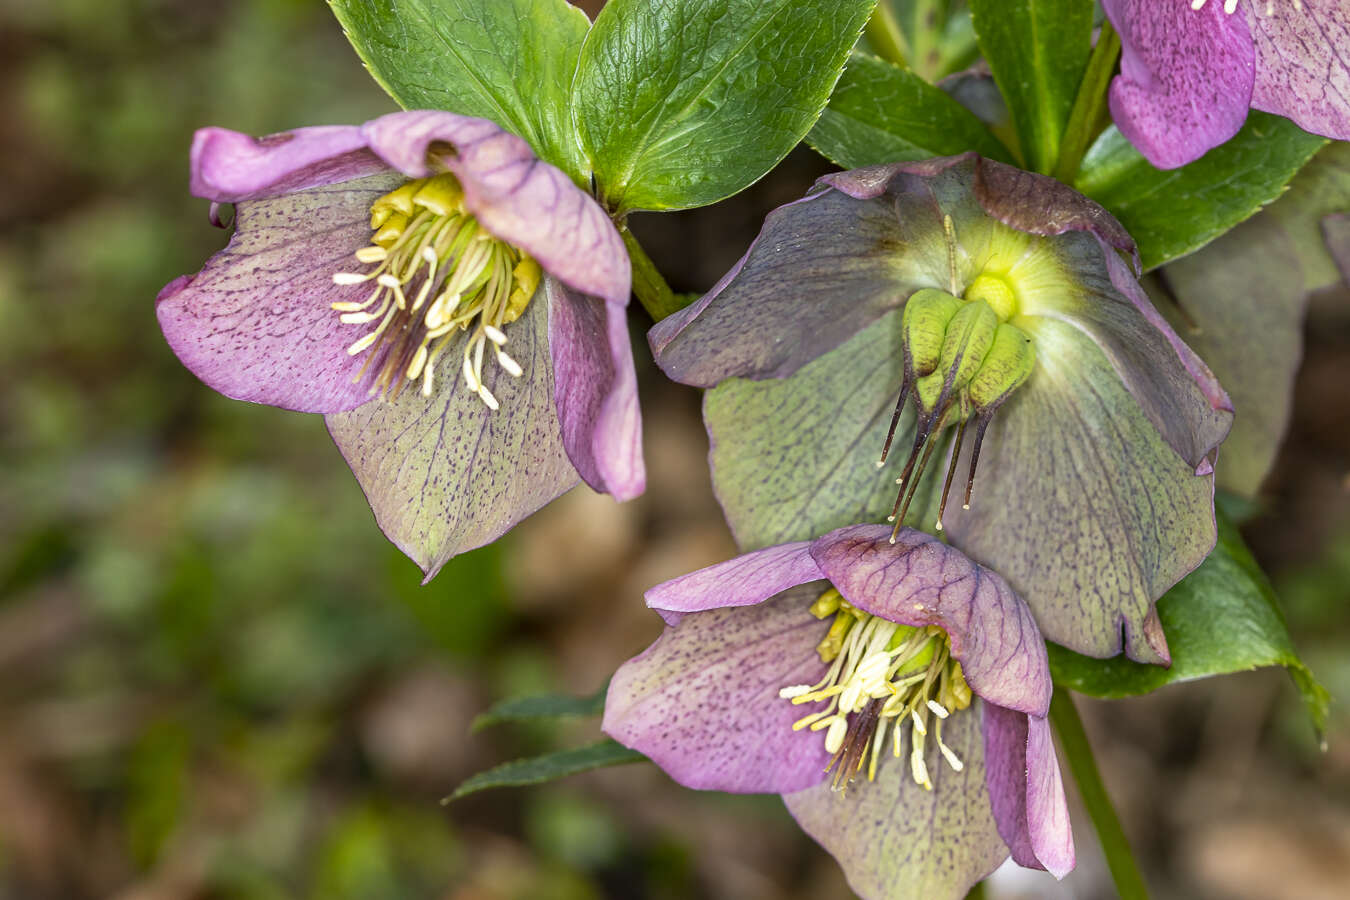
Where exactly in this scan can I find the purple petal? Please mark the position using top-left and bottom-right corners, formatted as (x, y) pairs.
(189, 125), (386, 203)
(1248, 1), (1350, 142)
(603, 584), (832, 794)
(157, 173), (403, 413)
(982, 704), (1074, 879)
(1102, 0), (1255, 169)
(644, 541), (823, 626)
(943, 315), (1219, 664)
(545, 278), (645, 501)
(650, 188), (934, 387)
(823, 154), (1136, 265)
(325, 298), (578, 579)
(1040, 232), (1234, 475)
(360, 111), (630, 307)
(809, 525), (1051, 717)
(1325, 211), (1350, 283)
(783, 707), (1008, 900)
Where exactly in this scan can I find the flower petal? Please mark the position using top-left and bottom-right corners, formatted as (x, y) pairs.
(982, 704), (1074, 879)
(603, 584), (832, 794)
(1033, 232), (1233, 475)
(644, 541), (823, 626)
(944, 316), (1219, 664)
(1247, 1), (1350, 143)
(360, 111), (630, 306)
(783, 707), (1008, 900)
(1102, 0), (1255, 170)
(325, 298), (578, 579)
(189, 125), (386, 203)
(157, 173), (403, 413)
(545, 278), (645, 501)
(650, 188), (939, 387)
(810, 525), (1051, 717)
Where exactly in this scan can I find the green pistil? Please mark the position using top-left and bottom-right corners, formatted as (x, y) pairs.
(329, 173), (542, 408)
(780, 589), (972, 792)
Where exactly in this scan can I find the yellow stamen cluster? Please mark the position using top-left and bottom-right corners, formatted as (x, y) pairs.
(330, 174), (542, 408)
(778, 588), (973, 792)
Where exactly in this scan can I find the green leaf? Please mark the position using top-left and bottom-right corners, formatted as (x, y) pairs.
(1075, 114), (1327, 271)
(445, 740), (648, 801)
(328, 0), (592, 183)
(1048, 513), (1329, 737)
(471, 683), (608, 733)
(967, 0), (1094, 174)
(807, 52), (1014, 169)
(572, 0), (877, 212)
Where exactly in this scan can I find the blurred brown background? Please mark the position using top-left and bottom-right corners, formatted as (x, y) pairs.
(0, 1), (1347, 898)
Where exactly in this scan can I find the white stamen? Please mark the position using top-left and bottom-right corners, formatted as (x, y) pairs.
(779, 684), (813, 700)
(495, 349), (523, 378)
(910, 708), (927, 736)
(376, 273), (401, 289)
(332, 272), (370, 285)
(462, 357), (480, 392)
(406, 345), (429, 381)
(824, 716), (849, 754)
(355, 246), (387, 264)
(477, 384), (500, 411)
(346, 331), (379, 355)
(484, 325), (508, 345)
(926, 700), (950, 719)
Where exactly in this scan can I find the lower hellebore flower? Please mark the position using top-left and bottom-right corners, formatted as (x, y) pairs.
(1102, 0), (1350, 169)
(604, 525), (1074, 900)
(157, 111), (644, 577)
(650, 154), (1233, 664)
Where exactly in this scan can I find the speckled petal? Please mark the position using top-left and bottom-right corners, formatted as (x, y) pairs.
(545, 278), (645, 501)
(650, 188), (930, 387)
(943, 316), (1218, 664)
(1247, 0), (1350, 142)
(189, 125), (386, 203)
(157, 173), (403, 413)
(603, 585), (832, 794)
(644, 541), (823, 626)
(325, 298), (578, 579)
(784, 707), (1008, 900)
(1103, 0), (1255, 169)
(360, 111), (630, 307)
(810, 525), (1051, 717)
(1036, 232), (1233, 474)
(982, 704), (1074, 879)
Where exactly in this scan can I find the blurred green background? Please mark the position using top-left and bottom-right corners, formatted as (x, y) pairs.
(1, 2), (1348, 899)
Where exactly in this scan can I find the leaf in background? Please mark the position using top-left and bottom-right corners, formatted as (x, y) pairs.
(1048, 513), (1329, 738)
(1075, 114), (1327, 271)
(807, 53), (1014, 169)
(445, 740), (648, 801)
(967, 0), (1094, 175)
(572, 0), (877, 213)
(471, 683), (609, 732)
(328, 0), (592, 183)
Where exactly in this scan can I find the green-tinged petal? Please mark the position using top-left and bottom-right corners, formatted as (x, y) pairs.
(1269, 143), (1350, 291)
(704, 310), (945, 549)
(783, 706), (1007, 900)
(326, 298), (578, 579)
(943, 316), (1216, 664)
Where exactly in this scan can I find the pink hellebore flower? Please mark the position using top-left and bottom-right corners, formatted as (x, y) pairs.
(1103, 0), (1350, 169)
(158, 111), (644, 578)
(605, 525), (1074, 900)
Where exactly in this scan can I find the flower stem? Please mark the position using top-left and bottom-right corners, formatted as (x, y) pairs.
(1048, 689), (1150, 900)
(621, 228), (692, 322)
(1053, 19), (1121, 184)
(865, 2), (911, 69)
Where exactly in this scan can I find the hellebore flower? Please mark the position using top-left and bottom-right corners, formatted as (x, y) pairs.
(158, 111), (643, 577)
(604, 524), (1074, 900)
(1102, 0), (1350, 169)
(651, 154), (1232, 664)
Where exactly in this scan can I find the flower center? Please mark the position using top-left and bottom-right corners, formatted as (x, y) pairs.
(778, 587), (973, 793)
(330, 174), (541, 409)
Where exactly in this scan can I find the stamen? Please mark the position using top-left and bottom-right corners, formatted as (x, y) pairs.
(355, 246), (388, 264)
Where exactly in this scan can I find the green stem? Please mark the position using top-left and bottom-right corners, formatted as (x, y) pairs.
(621, 228), (688, 322)
(963, 880), (987, 900)
(1048, 690), (1149, 900)
(865, 2), (911, 69)
(1053, 19), (1121, 184)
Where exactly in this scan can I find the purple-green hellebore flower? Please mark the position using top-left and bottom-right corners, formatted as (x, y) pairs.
(650, 154), (1233, 665)
(157, 111), (643, 578)
(1102, 0), (1350, 169)
(604, 524), (1074, 900)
